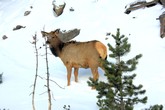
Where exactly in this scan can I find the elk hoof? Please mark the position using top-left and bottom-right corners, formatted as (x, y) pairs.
(75, 79), (78, 83)
(91, 86), (96, 90)
(161, 34), (165, 38)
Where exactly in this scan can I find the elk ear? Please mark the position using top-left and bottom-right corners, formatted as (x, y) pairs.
(54, 28), (60, 34)
(41, 31), (48, 37)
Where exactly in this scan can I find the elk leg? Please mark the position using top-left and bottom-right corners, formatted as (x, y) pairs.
(66, 66), (72, 86)
(74, 67), (79, 82)
(91, 68), (99, 89)
(91, 68), (99, 81)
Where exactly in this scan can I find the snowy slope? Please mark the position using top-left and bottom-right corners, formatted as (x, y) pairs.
(0, 0), (165, 110)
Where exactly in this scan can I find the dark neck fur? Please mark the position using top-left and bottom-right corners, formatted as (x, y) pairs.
(50, 47), (58, 57)
(50, 43), (64, 57)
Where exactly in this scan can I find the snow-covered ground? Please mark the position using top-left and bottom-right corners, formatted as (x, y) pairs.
(0, 0), (165, 109)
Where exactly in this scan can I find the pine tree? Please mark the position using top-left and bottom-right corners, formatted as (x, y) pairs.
(144, 104), (163, 110)
(88, 28), (147, 110)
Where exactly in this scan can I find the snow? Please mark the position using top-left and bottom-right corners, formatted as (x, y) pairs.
(0, 0), (165, 109)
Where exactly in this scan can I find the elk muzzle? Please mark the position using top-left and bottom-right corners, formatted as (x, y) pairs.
(46, 40), (50, 44)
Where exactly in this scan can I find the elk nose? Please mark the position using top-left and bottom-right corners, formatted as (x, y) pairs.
(46, 41), (50, 44)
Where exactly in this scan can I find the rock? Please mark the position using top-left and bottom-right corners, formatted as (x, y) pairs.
(70, 7), (74, 11)
(0, 73), (3, 84)
(53, 2), (66, 17)
(13, 25), (26, 31)
(24, 11), (31, 16)
(158, 12), (165, 38)
(2, 35), (8, 40)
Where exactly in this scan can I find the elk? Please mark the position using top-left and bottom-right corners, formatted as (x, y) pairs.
(41, 29), (107, 86)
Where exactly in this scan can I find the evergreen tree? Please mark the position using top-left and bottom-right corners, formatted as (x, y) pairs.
(88, 28), (147, 110)
(144, 104), (163, 110)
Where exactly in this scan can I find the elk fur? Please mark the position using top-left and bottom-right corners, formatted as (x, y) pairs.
(41, 29), (107, 86)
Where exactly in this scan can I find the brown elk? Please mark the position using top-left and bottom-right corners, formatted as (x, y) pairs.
(41, 29), (107, 86)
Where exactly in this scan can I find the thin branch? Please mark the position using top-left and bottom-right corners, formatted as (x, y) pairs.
(38, 75), (44, 79)
(39, 91), (48, 95)
(40, 53), (52, 56)
(52, 92), (56, 101)
(42, 27), (52, 110)
(37, 75), (65, 89)
(49, 79), (65, 89)
(31, 32), (39, 110)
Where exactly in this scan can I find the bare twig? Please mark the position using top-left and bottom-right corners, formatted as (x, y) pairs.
(52, 92), (56, 101)
(49, 79), (65, 89)
(40, 53), (52, 56)
(38, 75), (65, 89)
(42, 27), (52, 110)
(31, 33), (39, 110)
(37, 75), (44, 79)
(39, 91), (48, 95)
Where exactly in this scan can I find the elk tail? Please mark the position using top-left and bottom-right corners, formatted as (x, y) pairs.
(95, 41), (107, 60)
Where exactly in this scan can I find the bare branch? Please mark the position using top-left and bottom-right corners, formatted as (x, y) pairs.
(49, 79), (65, 89)
(52, 92), (56, 101)
(31, 32), (39, 110)
(37, 75), (65, 89)
(43, 29), (52, 110)
(39, 91), (48, 95)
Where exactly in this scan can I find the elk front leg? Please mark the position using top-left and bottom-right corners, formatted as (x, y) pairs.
(74, 67), (79, 82)
(66, 66), (72, 86)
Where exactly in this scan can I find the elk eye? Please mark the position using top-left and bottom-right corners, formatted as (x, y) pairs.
(52, 37), (55, 38)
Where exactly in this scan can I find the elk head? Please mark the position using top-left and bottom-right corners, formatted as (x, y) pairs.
(41, 29), (61, 47)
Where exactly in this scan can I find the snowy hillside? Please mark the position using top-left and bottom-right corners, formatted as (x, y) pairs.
(0, 0), (165, 110)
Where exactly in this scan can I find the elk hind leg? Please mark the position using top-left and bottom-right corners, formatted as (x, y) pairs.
(91, 68), (99, 89)
(91, 68), (99, 80)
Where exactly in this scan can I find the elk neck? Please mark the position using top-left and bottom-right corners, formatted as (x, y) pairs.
(49, 42), (65, 57)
